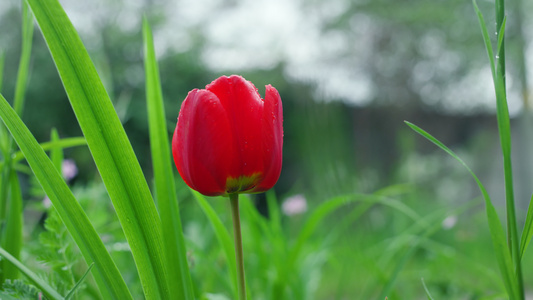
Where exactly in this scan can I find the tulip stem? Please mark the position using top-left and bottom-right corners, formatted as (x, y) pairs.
(229, 193), (247, 300)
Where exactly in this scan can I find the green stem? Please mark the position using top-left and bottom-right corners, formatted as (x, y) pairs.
(494, 0), (523, 298)
(229, 193), (247, 300)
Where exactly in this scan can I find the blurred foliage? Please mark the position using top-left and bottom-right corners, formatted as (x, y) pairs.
(1, 0), (530, 192)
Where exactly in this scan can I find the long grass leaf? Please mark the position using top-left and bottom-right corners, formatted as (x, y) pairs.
(143, 18), (194, 300)
(289, 193), (421, 264)
(1, 171), (23, 282)
(473, 2), (522, 296)
(0, 93), (132, 299)
(13, 1), (34, 116)
(472, 0), (496, 80)
(12, 137), (86, 163)
(50, 128), (63, 172)
(378, 200), (478, 298)
(192, 191), (238, 297)
(0, 49), (4, 93)
(64, 263), (94, 300)
(519, 194), (533, 259)
(25, 0), (170, 297)
(421, 278), (434, 300)
(405, 121), (520, 299)
(0, 2), (34, 246)
(0, 50), (7, 153)
(0, 247), (63, 300)
(496, 16), (507, 57)
(266, 191), (282, 234)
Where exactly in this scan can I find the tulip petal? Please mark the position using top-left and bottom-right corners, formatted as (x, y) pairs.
(173, 89), (234, 196)
(173, 75), (283, 196)
(206, 75), (264, 182)
(252, 84), (283, 192)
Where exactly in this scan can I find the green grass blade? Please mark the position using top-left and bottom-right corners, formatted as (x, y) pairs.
(192, 191), (238, 297)
(0, 2), (34, 244)
(405, 121), (520, 299)
(495, 0), (506, 80)
(289, 193), (421, 263)
(25, 0), (170, 297)
(473, 2), (522, 296)
(64, 263), (94, 300)
(265, 191), (286, 254)
(266, 191), (282, 234)
(496, 16), (507, 57)
(0, 247), (64, 300)
(143, 18), (194, 300)
(0, 93), (132, 299)
(1, 170), (23, 283)
(13, 1), (34, 116)
(519, 194), (533, 259)
(472, 0), (496, 81)
(0, 49), (4, 93)
(12, 137), (86, 163)
(421, 278), (434, 300)
(50, 128), (63, 172)
(0, 50), (6, 153)
(378, 200), (479, 298)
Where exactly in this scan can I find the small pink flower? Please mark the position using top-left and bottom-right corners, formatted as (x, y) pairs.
(282, 194), (307, 216)
(62, 159), (78, 181)
(43, 195), (52, 209)
(442, 215), (457, 230)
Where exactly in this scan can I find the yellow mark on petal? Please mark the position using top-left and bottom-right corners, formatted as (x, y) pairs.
(226, 173), (262, 194)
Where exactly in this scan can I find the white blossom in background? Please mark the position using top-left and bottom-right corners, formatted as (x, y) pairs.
(282, 194), (308, 216)
(442, 215), (458, 230)
(62, 159), (78, 181)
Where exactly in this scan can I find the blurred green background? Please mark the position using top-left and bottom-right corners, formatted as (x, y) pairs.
(2, 0), (533, 298)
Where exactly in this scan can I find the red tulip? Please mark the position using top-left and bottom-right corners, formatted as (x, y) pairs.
(172, 75), (283, 196)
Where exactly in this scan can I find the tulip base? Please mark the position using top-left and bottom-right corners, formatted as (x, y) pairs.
(230, 193), (247, 300)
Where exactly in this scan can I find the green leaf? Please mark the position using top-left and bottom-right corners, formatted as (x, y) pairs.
(377, 199), (478, 299)
(0, 49), (5, 93)
(0, 93), (132, 299)
(1, 279), (40, 299)
(0, 49), (6, 153)
(266, 191), (282, 234)
(13, 1), (34, 116)
(0, 247), (64, 300)
(289, 193), (421, 263)
(405, 121), (520, 299)
(421, 278), (434, 300)
(1, 171), (23, 282)
(519, 194), (533, 259)
(472, 0), (496, 81)
(472, 2), (522, 296)
(64, 263), (94, 300)
(25, 0), (170, 297)
(143, 18), (194, 300)
(12, 137), (86, 163)
(496, 16), (507, 58)
(192, 191), (238, 297)
(50, 128), (63, 173)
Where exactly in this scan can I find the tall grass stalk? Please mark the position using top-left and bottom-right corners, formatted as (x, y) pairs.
(0, 1), (33, 285)
(143, 18), (195, 299)
(406, 1), (526, 297)
(478, 0), (524, 296)
(404, 2), (529, 297)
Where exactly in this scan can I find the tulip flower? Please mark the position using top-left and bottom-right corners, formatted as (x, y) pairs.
(172, 75), (283, 197)
(172, 75), (283, 300)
